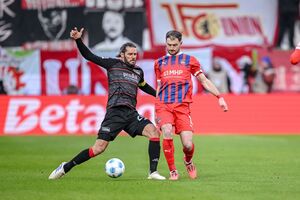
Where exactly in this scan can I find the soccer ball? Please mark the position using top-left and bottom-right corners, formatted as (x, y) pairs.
(105, 158), (125, 178)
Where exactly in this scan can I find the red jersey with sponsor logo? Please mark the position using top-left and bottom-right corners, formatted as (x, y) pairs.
(154, 53), (202, 103)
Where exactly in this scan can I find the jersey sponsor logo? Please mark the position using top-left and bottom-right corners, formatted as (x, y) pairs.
(163, 69), (183, 77)
(123, 72), (138, 83)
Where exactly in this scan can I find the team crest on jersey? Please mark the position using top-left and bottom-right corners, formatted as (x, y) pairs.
(180, 59), (186, 65)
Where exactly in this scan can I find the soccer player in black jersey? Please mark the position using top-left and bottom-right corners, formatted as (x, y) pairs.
(49, 27), (165, 180)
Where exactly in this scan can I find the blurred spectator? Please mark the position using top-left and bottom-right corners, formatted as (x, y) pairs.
(276, 0), (299, 49)
(252, 57), (276, 93)
(0, 67), (7, 94)
(207, 58), (231, 93)
(236, 56), (256, 93)
(63, 85), (81, 95)
(0, 80), (7, 94)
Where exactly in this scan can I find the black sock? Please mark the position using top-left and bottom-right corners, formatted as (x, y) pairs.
(148, 140), (160, 173)
(63, 149), (91, 173)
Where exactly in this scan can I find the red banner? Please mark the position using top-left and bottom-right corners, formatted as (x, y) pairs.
(0, 96), (107, 135)
(1, 95), (299, 135)
(40, 50), (82, 95)
(21, 0), (85, 9)
(258, 49), (300, 92)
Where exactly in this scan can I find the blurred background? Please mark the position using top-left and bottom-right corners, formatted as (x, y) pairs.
(0, 0), (299, 135)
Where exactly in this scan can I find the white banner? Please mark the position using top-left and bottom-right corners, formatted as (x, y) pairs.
(0, 48), (40, 95)
(148, 0), (277, 48)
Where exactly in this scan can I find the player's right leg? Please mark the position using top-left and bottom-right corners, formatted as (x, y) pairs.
(161, 123), (178, 180)
(140, 123), (166, 180)
(49, 139), (109, 180)
(156, 103), (178, 180)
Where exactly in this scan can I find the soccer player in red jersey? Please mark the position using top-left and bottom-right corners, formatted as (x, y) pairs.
(290, 42), (300, 65)
(154, 30), (228, 180)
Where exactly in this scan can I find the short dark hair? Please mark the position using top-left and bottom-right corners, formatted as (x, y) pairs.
(117, 42), (136, 57)
(166, 30), (182, 41)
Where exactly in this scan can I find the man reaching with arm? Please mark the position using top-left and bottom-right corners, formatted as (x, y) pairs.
(48, 27), (165, 180)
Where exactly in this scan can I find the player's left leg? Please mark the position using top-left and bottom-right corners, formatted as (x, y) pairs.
(49, 108), (124, 180)
(175, 103), (197, 179)
(141, 124), (166, 180)
(64, 139), (109, 172)
(180, 131), (197, 179)
(49, 139), (109, 180)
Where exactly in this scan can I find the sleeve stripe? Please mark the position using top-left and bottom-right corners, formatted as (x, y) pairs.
(194, 70), (203, 77)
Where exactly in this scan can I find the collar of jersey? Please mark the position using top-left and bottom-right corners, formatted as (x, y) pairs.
(167, 51), (183, 56)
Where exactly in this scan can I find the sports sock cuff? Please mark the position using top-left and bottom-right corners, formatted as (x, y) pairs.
(163, 138), (173, 141)
(149, 137), (160, 142)
(88, 147), (95, 157)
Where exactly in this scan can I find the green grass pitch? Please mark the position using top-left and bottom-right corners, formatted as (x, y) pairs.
(0, 135), (300, 200)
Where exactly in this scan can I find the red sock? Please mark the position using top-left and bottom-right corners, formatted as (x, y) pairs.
(88, 147), (95, 158)
(183, 143), (194, 163)
(163, 139), (176, 171)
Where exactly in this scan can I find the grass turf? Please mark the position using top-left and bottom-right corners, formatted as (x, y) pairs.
(0, 135), (300, 200)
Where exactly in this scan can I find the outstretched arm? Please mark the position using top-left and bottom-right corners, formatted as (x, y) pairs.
(70, 27), (117, 68)
(197, 73), (228, 112)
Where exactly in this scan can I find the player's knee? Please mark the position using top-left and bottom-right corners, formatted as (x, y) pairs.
(183, 142), (193, 151)
(162, 124), (172, 138)
(93, 142), (108, 155)
(163, 132), (172, 139)
(93, 146), (105, 156)
(146, 125), (160, 138)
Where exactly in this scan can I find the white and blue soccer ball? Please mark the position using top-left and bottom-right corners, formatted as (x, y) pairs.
(105, 158), (125, 178)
